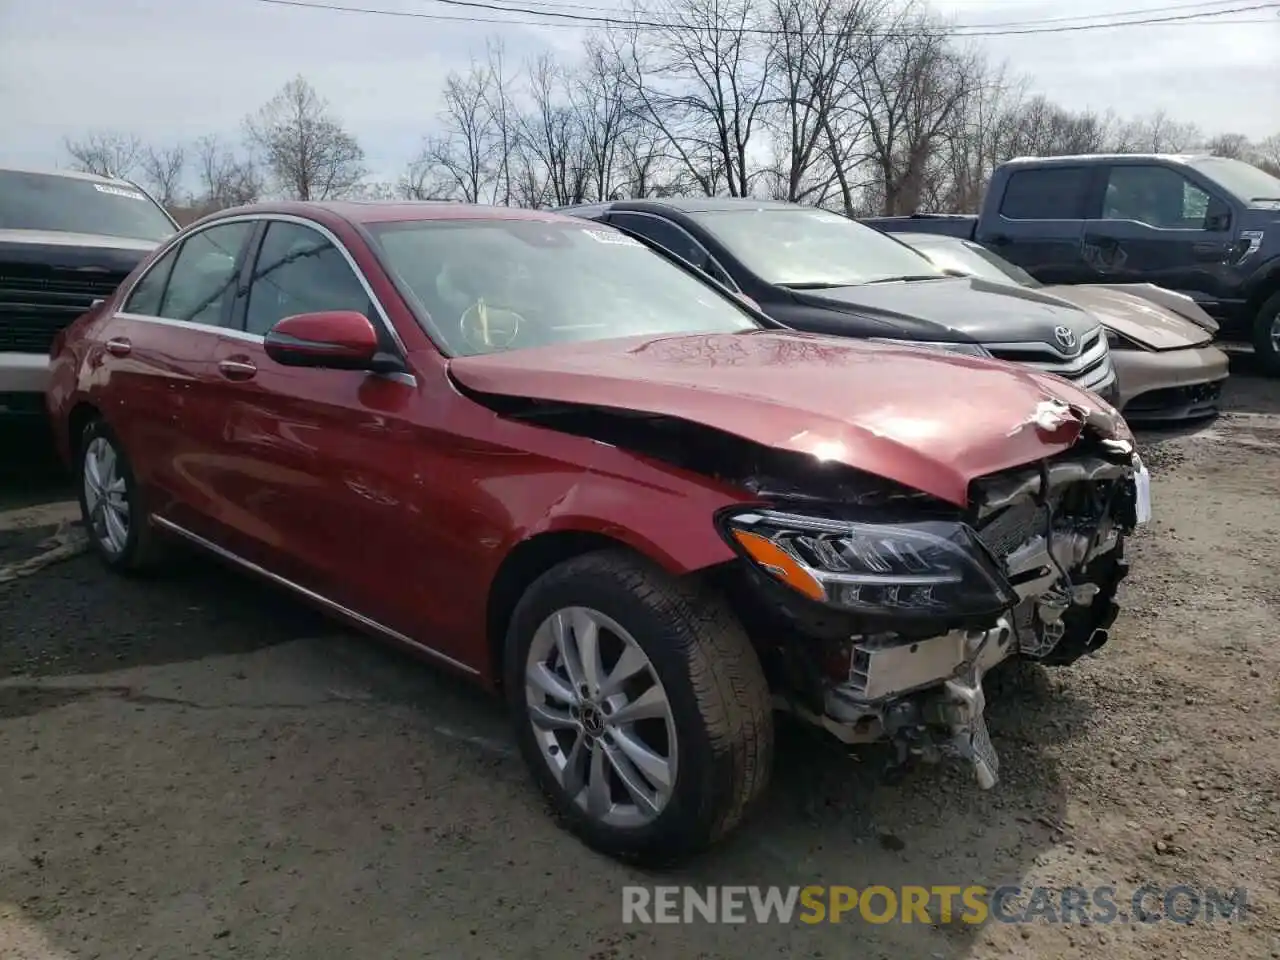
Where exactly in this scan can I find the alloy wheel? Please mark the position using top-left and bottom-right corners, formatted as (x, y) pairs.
(524, 606), (679, 829)
(83, 435), (130, 556)
(1271, 312), (1280, 356)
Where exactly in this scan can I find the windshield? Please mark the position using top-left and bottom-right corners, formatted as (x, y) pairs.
(1189, 157), (1280, 203)
(689, 207), (946, 287)
(895, 236), (1041, 288)
(369, 219), (761, 357)
(0, 171), (177, 242)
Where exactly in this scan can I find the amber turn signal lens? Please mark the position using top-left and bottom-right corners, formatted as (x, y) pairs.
(730, 529), (825, 601)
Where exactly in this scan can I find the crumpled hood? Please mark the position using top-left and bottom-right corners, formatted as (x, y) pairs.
(449, 330), (1130, 507)
(791, 275), (1098, 344)
(1042, 284), (1215, 349)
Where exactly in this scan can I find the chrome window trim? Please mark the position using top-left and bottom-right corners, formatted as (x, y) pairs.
(151, 515), (479, 677)
(115, 212), (410, 357)
(114, 312), (261, 343)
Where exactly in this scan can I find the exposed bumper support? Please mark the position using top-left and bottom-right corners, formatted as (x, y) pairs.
(781, 618), (1015, 789)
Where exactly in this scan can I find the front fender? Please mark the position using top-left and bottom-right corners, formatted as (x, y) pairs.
(1242, 253), (1280, 306)
(513, 474), (744, 575)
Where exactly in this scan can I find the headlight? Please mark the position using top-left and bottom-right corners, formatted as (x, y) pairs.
(721, 508), (1016, 617)
(869, 338), (992, 358)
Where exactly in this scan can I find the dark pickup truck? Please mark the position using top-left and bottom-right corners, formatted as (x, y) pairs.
(1, 167), (176, 420)
(861, 154), (1280, 375)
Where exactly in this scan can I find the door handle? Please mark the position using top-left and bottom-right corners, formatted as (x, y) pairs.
(104, 337), (132, 357)
(218, 358), (258, 381)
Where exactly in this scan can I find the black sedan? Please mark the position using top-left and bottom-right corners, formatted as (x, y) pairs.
(559, 198), (1118, 401)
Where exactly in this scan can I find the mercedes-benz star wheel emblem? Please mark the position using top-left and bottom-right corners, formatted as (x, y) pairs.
(1053, 325), (1078, 351)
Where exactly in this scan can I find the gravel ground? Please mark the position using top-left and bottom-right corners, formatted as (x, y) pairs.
(1, 360), (1277, 960)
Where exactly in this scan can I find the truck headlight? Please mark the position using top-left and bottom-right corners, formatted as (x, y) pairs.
(721, 508), (1016, 617)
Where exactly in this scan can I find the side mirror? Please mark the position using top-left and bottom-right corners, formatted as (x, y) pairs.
(264, 310), (398, 372)
(1204, 198), (1232, 232)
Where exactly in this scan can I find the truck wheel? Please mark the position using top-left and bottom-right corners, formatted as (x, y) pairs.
(504, 549), (774, 866)
(1252, 291), (1280, 377)
(76, 418), (166, 573)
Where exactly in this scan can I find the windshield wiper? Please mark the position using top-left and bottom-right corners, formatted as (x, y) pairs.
(780, 281), (860, 290)
(863, 274), (947, 284)
(1249, 196), (1280, 202)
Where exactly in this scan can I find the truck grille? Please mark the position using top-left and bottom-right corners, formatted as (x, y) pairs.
(986, 327), (1115, 394)
(0, 267), (126, 353)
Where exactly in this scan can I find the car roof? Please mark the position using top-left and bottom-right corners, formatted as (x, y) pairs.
(561, 196), (810, 216)
(889, 232), (967, 246)
(211, 199), (579, 226)
(0, 165), (142, 187)
(1003, 153), (1211, 167)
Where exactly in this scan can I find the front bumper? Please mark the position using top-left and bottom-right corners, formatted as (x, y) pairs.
(0, 353), (52, 420)
(1114, 344), (1230, 423)
(760, 447), (1141, 791)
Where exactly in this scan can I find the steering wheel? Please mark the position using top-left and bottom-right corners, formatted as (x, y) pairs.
(459, 298), (527, 353)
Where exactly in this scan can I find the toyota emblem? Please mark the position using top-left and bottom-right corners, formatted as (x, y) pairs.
(1053, 325), (1078, 351)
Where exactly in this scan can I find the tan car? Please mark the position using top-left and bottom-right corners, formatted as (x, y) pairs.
(892, 232), (1229, 424)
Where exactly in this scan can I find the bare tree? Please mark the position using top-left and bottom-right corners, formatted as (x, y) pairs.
(1255, 133), (1280, 176)
(244, 76), (366, 200)
(515, 55), (593, 207)
(575, 39), (638, 202)
(1113, 109), (1202, 153)
(615, 0), (773, 197)
(1205, 132), (1251, 160)
(138, 144), (186, 207)
(762, 0), (882, 207)
(409, 59), (503, 203)
(193, 134), (262, 210)
(63, 131), (143, 178)
(851, 6), (976, 215)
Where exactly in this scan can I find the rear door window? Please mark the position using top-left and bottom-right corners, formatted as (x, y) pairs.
(157, 221), (256, 326)
(999, 168), (1091, 220)
(122, 246), (180, 316)
(1102, 165), (1213, 228)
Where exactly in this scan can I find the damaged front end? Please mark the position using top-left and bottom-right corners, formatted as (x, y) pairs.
(713, 416), (1148, 792)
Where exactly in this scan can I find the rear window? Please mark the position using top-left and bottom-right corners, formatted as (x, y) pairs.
(999, 167), (1090, 220)
(0, 170), (177, 242)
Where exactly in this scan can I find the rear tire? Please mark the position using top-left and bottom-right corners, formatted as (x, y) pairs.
(504, 549), (774, 866)
(76, 418), (165, 574)
(1251, 291), (1280, 377)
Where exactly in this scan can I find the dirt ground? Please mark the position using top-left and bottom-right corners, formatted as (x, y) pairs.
(1, 359), (1277, 960)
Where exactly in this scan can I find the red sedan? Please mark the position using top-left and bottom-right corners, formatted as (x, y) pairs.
(47, 202), (1147, 864)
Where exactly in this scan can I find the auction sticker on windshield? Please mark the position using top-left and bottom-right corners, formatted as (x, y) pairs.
(92, 184), (147, 201)
(582, 229), (642, 247)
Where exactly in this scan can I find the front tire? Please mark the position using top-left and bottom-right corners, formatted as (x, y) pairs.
(76, 418), (165, 573)
(1251, 291), (1280, 377)
(504, 550), (773, 866)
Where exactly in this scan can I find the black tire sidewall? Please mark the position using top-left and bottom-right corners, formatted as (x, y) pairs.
(1252, 292), (1280, 376)
(76, 419), (147, 570)
(504, 557), (733, 862)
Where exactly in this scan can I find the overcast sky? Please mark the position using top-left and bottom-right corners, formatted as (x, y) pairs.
(1, 0), (1277, 183)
